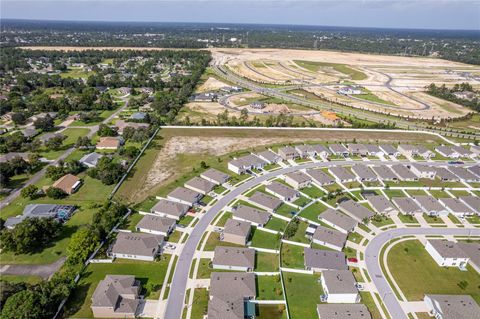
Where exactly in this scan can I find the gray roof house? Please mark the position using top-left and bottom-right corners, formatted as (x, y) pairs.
(91, 275), (141, 318)
(364, 144), (383, 157)
(265, 181), (299, 202)
(410, 164), (437, 179)
(434, 167), (460, 182)
(329, 144), (349, 156)
(392, 197), (423, 215)
(364, 194), (398, 215)
(304, 248), (347, 272)
(151, 199), (190, 220)
(222, 219), (251, 246)
(451, 145), (473, 158)
(4, 204), (76, 229)
(328, 166), (356, 183)
(248, 191), (283, 212)
(347, 144), (368, 156)
(447, 166), (480, 183)
(351, 164), (377, 182)
(184, 177), (216, 195)
(278, 146), (300, 160)
(379, 144), (399, 157)
(318, 208), (357, 234)
(391, 164), (418, 181)
(459, 196), (480, 214)
(0, 152), (30, 163)
(338, 199), (375, 222)
(167, 187), (203, 206)
(321, 270), (359, 303)
(228, 154), (266, 174)
(317, 304), (372, 319)
(39, 132), (64, 143)
(457, 242), (480, 273)
(311, 144), (331, 157)
(212, 246), (255, 271)
(413, 196), (449, 216)
(135, 214), (176, 236)
(256, 150), (281, 164)
(108, 232), (164, 261)
(284, 171), (312, 189)
(200, 168), (230, 185)
(467, 165), (480, 178)
(311, 226), (347, 251)
(295, 144), (317, 157)
(306, 169), (335, 186)
(438, 198), (475, 217)
(435, 146), (459, 158)
(79, 152), (103, 168)
(233, 204), (271, 227)
(424, 295), (480, 319)
(371, 165), (398, 181)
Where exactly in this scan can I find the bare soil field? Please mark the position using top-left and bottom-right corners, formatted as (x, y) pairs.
(197, 77), (230, 92)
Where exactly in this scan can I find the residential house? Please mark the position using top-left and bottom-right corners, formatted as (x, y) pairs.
(295, 144), (317, 158)
(39, 132), (64, 144)
(52, 174), (81, 194)
(398, 144), (419, 157)
(184, 177), (216, 195)
(4, 204), (76, 229)
(96, 136), (123, 150)
(91, 275), (141, 318)
(228, 154), (266, 174)
(338, 200), (375, 222)
(108, 232), (164, 261)
(347, 144), (368, 157)
(417, 146), (435, 159)
(114, 120), (150, 135)
(451, 145), (474, 158)
(364, 144), (383, 157)
(222, 219), (251, 246)
(435, 146), (460, 158)
(425, 240), (469, 269)
(233, 205), (270, 227)
(459, 196), (480, 215)
(311, 226), (347, 251)
(79, 152), (103, 168)
(438, 198), (474, 217)
(200, 168), (230, 185)
(321, 270), (360, 303)
(410, 164), (436, 179)
(434, 167), (460, 182)
(311, 144), (331, 158)
(364, 194), (398, 215)
(248, 191), (282, 213)
(304, 248), (347, 272)
(212, 246), (255, 271)
(424, 294), (480, 319)
(306, 169), (335, 186)
(391, 164), (418, 181)
(329, 144), (349, 157)
(371, 166), (398, 181)
(151, 199), (190, 220)
(135, 215), (176, 236)
(284, 171), (312, 189)
(278, 146), (300, 160)
(0, 152), (30, 163)
(392, 197), (423, 215)
(256, 150), (281, 164)
(413, 196), (449, 216)
(379, 144), (399, 157)
(351, 165), (377, 182)
(328, 167), (356, 183)
(467, 165), (480, 178)
(447, 167), (480, 183)
(318, 208), (357, 234)
(317, 304), (372, 319)
(265, 181), (299, 202)
(167, 187), (203, 206)
(457, 242), (480, 274)
(470, 145), (480, 156)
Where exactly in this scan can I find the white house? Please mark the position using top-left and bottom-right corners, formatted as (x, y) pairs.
(425, 240), (469, 270)
(321, 270), (360, 303)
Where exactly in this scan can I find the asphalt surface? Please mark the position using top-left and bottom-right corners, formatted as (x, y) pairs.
(365, 227), (480, 319)
(163, 159), (474, 319)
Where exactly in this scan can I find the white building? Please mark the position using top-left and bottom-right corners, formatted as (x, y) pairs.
(321, 270), (360, 303)
(425, 240), (469, 269)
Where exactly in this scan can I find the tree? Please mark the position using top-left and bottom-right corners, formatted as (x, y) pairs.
(46, 187), (67, 199)
(66, 227), (99, 265)
(122, 146), (139, 159)
(87, 157), (125, 185)
(75, 136), (92, 149)
(97, 123), (117, 137)
(1, 290), (43, 319)
(34, 115), (55, 132)
(45, 135), (66, 151)
(200, 161), (208, 169)
(0, 281), (28, 310)
(20, 185), (39, 200)
(11, 112), (26, 125)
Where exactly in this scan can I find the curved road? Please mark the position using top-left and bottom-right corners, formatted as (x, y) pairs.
(365, 227), (480, 319)
(163, 159), (473, 319)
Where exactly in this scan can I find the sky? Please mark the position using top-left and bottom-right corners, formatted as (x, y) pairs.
(1, 0), (479, 30)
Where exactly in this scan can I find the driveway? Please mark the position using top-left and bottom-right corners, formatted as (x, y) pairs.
(0, 257), (66, 280)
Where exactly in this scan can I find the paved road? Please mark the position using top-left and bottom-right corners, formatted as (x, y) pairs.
(163, 159), (474, 319)
(365, 227), (480, 319)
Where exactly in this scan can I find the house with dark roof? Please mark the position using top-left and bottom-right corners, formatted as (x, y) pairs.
(425, 240), (469, 269)
(151, 199), (190, 220)
(79, 152), (103, 168)
(338, 200), (375, 222)
(200, 168), (230, 185)
(304, 248), (347, 272)
(318, 208), (357, 234)
(108, 232), (164, 261)
(167, 187), (203, 206)
(278, 146), (300, 160)
(321, 270), (360, 303)
(248, 191), (282, 212)
(233, 205), (270, 227)
(135, 214), (176, 236)
(212, 246), (255, 271)
(306, 169), (335, 186)
(328, 167), (356, 183)
(284, 171), (312, 189)
(184, 177), (216, 195)
(222, 219), (251, 246)
(311, 226), (347, 251)
(424, 295), (480, 319)
(256, 150), (281, 164)
(317, 304), (372, 319)
(265, 181), (299, 202)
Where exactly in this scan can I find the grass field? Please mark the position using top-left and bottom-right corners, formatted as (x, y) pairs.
(256, 304), (287, 319)
(257, 275), (284, 300)
(356, 88), (396, 106)
(255, 252), (279, 272)
(283, 272), (323, 319)
(299, 201), (327, 222)
(387, 240), (480, 303)
(293, 60), (367, 80)
(251, 228), (281, 250)
(189, 288), (208, 319)
(66, 256), (171, 318)
(265, 217), (289, 233)
(281, 243), (305, 269)
(300, 185), (325, 198)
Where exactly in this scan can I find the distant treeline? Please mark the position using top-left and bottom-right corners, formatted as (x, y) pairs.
(1, 20), (479, 65)
(426, 83), (480, 112)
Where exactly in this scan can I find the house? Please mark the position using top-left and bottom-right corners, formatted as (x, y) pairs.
(391, 164), (418, 181)
(295, 144), (315, 158)
(457, 242), (480, 273)
(304, 248), (347, 272)
(351, 164), (377, 182)
(108, 232), (164, 261)
(208, 272), (256, 319)
(438, 198), (475, 217)
(91, 275), (141, 318)
(328, 167), (356, 183)
(228, 154), (266, 174)
(39, 132), (64, 144)
(447, 166), (480, 183)
(256, 150), (281, 164)
(278, 146), (300, 160)
(347, 144), (368, 157)
(318, 208), (357, 234)
(424, 294), (480, 319)
(392, 197), (423, 215)
(4, 204), (76, 229)
(434, 167), (460, 182)
(167, 187), (202, 206)
(151, 199), (190, 220)
(329, 144), (349, 157)
(337, 86), (362, 95)
(364, 194), (398, 216)
(306, 169), (335, 186)
(22, 128), (38, 139)
(212, 246), (255, 271)
(467, 165), (480, 178)
(311, 144), (331, 158)
(52, 174), (81, 194)
(79, 152), (103, 168)
(470, 145), (480, 156)
(184, 177), (216, 195)
(96, 136), (123, 150)
(417, 145), (435, 159)
(321, 270), (360, 303)
(135, 214), (176, 236)
(435, 146), (460, 158)
(317, 304), (372, 319)
(459, 196), (480, 215)
(410, 164), (436, 179)
(379, 144), (399, 157)
(265, 181), (299, 202)
(413, 196), (449, 216)
(248, 191), (282, 212)
(311, 226), (347, 251)
(114, 120), (150, 134)
(364, 144), (383, 157)
(284, 171), (312, 189)
(398, 144), (419, 157)
(233, 205), (270, 227)
(0, 152), (31, 163)
(129, 112), (147, 121)
(425, 240), (469, 269)
(222, 219), (251, 246)
(338, 200), (375, 222)
(200, 168), (230, 185)
(451, 145), (473, 158)
(371, 166), (398, 181)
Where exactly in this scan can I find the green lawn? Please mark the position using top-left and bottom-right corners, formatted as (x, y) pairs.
(360, 292), (383, 319)
(257, 275), (284, 300)
(398, 214), (419, 224)
(428, 190), (451, 199)
(65, 256), (171, 318)
(214, 211), (232, 227)
(60, 67), (93, 79)
(213, 185), (227, 194)
(422, 214), (445, 225)
(283, 273), (323, 319)
(265, 217), (289, 232)
(387, 240), (480, 303)
(299, 202), (327, 222)
(356, 88), (396, 106)
(196, 258), (230, 279)
(383, 189), (407, 199)
(348, 232), (364, 244)
(293, 196), (312, 207)
(255, 252), (279, 272)
(203, 232), (243, 251)
(288, 220), (310, 244)
(281, 243), (305, 269)
(293, 60), (367, 80)
(251, 228), (281, 250)
(178, 215), (195, 226)
(190, 288), (208, 319)
(300, 185), (325, 198)
(167, 230), (183, 243)
(371, 215), (395, 227)
(256, 304), (287, 319)
(276, 203), (297, 218)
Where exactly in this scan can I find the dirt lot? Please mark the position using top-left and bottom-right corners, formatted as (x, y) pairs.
(197, 77), (230, 92)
